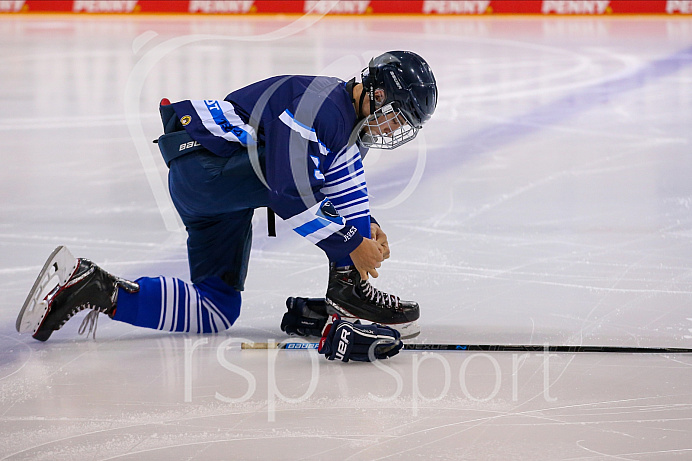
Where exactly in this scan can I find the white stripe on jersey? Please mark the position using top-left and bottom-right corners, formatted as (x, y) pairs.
(303, 219), (346, 244)
(285, 200), (347, 244)
(336, 200), (370, 219)
(322, 181), (367, 200)
(324, 151), (361, 178)
(278, 110), (330, 156)
(191, 100), (257, 146)
(345, 211), (370, 221)
(326, 144), (360, 173)
(334, 195), (369, 210)
(285, 200), (321, 229)
(321, 171), (365, 195)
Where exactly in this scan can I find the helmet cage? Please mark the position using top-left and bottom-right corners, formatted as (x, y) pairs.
(358, 102), (418, 150)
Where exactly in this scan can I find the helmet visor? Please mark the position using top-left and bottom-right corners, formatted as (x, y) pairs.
(358, 103), (418, 150)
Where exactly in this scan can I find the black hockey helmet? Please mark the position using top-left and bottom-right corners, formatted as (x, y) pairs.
(358, 51), (437, 149)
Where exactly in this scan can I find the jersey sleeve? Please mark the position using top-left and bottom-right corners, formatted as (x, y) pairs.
(321, 143), (371, 238)
(264, 99), (365, 262)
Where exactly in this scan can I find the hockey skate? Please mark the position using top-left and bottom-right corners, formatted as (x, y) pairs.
(325, 264), (420, 339)
(16, 246), (139, 341)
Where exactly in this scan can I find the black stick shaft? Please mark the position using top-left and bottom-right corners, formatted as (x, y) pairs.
(241, 342), (692, 353)
(403, 344), (692, 353)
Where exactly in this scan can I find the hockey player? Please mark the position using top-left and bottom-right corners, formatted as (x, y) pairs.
(16, 51), (437, 362)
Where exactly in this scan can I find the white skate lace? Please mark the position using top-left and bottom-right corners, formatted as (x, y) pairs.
(78, 308), (101, 339)
(359, 280), (400, 309)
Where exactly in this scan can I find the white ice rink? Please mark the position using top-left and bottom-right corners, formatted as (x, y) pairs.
(1, 12), (692, 460)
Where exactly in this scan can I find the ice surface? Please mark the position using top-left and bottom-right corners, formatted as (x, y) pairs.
(1, 14), (692, 460)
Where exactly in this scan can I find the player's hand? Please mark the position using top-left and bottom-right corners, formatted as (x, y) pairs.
(350, 238), (384, 280)
(370, 223), (390, 260)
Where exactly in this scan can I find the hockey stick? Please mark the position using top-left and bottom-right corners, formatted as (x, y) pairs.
(241, 342), (692, 353)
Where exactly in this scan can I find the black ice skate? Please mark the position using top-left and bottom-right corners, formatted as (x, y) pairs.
(16, 246), (139, 342)
(325, 264), (420, 339)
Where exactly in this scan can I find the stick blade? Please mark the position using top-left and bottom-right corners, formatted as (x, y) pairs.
(241, 342), (273, 350)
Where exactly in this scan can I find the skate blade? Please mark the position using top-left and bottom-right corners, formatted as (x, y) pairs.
(342, 315), (420, 339)
(326, 300), (421, 339)
(395, 320), (420, 340)
(16, 246), (78, 334)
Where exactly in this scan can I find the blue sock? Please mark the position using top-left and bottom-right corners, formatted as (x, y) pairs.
(113, 276), (241, 333)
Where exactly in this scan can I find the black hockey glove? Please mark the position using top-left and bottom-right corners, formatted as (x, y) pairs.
(280, 297), (328, 337)
(318, 315), (403, 362)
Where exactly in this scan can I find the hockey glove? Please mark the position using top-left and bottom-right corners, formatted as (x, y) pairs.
(318, 315), (403, 362)
(280, 297), (328, 337)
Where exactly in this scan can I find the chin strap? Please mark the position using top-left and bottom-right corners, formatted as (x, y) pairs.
(364, 61), (377, 118)
(346, 77), (357, 106)
(362, 86), (372, 119)
(346, 76), (372, 120)
(345, 78), (360, 118)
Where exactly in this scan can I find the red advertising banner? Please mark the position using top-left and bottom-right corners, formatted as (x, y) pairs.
(1, 1), (691, 15)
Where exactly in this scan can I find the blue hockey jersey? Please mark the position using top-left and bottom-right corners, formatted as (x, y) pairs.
(169, 75), (371, 263)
